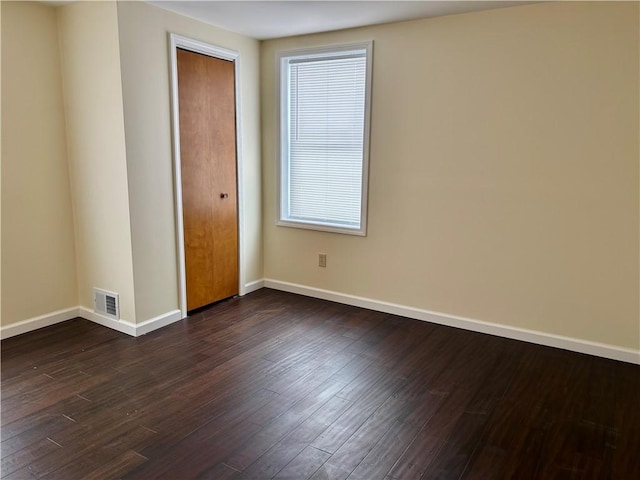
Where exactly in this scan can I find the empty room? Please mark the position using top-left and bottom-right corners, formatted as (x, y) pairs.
(1, 0), (639, 478)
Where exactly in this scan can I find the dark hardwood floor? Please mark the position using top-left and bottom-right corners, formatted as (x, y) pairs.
(1, 288), (639, 479)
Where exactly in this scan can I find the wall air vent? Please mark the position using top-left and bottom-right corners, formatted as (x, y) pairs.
(93, 288), (120, 320)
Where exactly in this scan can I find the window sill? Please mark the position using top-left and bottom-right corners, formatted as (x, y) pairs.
(276, 219), (366, 236)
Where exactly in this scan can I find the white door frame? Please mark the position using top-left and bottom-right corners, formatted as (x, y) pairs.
(168, 33), (246, 319)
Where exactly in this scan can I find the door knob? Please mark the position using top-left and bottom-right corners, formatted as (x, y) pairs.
(220, 193), (229, 199)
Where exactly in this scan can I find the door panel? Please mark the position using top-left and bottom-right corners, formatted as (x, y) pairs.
(177, 48), (238, 311)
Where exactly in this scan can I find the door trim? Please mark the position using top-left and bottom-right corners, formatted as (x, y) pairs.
(169, 33), (245, 318)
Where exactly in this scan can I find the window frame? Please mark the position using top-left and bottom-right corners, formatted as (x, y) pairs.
(276, 41), (373, 236)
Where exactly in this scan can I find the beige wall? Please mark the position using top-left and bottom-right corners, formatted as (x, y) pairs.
(1, 0), (262, 328)
(1, 0), (637, 352)
(261, 2), (640, 350)
(116, 1), (262, 322)
(1, 2), (78, 325)
(58, 1), (136, 322)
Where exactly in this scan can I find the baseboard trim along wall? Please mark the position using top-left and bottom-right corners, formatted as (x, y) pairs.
(79, 308), (183, 337)
(134, 309), (183, 336)
(1, 307), (184, 339)
(79, 308), (137, 336)
(263, 279), (640, 365)
(0, 307), (79, 340)
(4, 283), (638, 365)
(244, 279), (265, 294)
(1, 280), (260, 339)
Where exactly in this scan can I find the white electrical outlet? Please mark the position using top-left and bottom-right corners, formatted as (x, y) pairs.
(319, 253), (327, 268)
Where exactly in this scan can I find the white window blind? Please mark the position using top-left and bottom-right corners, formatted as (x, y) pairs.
(278, 43), (372, 235)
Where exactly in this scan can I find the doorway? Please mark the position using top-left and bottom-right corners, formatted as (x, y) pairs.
(169, 35), (243, 317)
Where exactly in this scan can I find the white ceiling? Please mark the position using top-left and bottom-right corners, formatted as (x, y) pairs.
(147, 1), (536, 40)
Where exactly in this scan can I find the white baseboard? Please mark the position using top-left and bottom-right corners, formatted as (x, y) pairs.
(79, 308), (137, 336)
(4, 283), (637, 365)
(0, 307), (80, 339)
(1, 306), (184, 340)
(134, 309), (183, 336)
(244, 279), (265, 295)
(263, 279), (640, 365)
(79, 308), (183, 337)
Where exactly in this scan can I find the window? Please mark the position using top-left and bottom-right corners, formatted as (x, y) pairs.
(277, 42), (373, 236)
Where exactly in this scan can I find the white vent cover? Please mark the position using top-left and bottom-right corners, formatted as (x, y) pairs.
(93, 288), (120, 320)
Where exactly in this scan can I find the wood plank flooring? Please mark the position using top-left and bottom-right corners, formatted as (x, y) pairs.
(1, 288), (639, 479)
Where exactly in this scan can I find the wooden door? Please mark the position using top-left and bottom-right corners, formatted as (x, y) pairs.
(177, 48), (238, 311)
